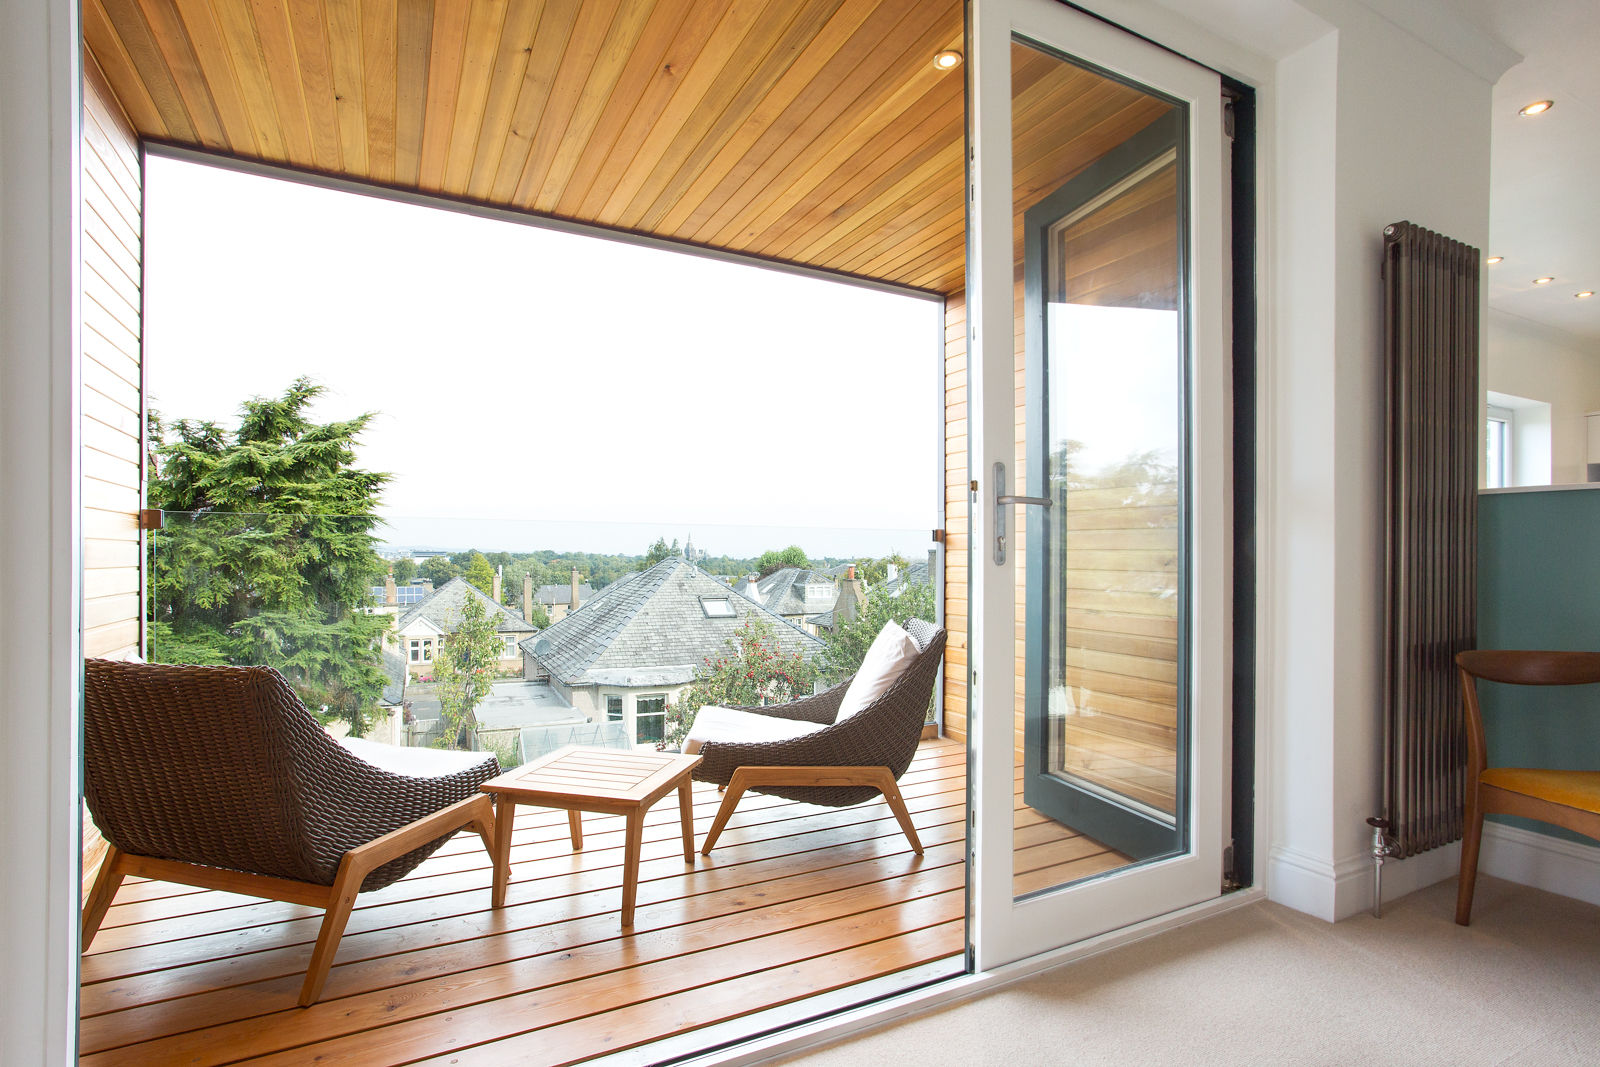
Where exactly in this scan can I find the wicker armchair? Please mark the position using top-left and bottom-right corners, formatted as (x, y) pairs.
(693, 618), (946, 856)
(80, 659), (502, 1006)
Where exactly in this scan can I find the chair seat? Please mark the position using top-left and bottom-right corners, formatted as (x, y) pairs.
(1481, 767), (1600, 814)
(339, 737), (497, 778)
(686, 705), (826, 747)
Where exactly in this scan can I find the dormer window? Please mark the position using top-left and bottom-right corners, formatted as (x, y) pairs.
(700, 597), (736, 618)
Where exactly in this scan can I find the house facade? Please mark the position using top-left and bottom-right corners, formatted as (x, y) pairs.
(521, 557), (823, 745)
(389, 577), (538, 678)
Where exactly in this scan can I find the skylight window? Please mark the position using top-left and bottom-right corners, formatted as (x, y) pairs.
(700, 597), (737, 618)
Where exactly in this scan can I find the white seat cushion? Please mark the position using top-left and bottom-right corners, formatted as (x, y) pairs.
(340, 736), (495, 778)
(835, 620), (921, 723)
(685, 705), (826, 747)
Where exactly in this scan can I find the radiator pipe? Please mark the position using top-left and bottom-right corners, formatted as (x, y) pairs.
(1366, 816), (1393, 918)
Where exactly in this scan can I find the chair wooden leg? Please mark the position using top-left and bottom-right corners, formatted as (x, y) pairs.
(81, 844), (125, 949)
(299, 860), (362, 1006)
(871, 769), (923, 855)
(701, 769), (751, 856)
(1456, 792), (1485, 926)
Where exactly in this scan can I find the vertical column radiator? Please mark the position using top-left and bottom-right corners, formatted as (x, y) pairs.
(1378, 221), (1480, 866)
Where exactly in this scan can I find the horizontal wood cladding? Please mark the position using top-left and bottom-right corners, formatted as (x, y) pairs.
(85, 0), (969, 294)
(83, 51), (145, 665)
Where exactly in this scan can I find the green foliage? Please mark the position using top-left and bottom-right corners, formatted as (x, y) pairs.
(755, 545), (810, 578)
(526, 603), (552, 630)
(432, 596), (502, 750)
(391, 558), (418, 585)
(644, 537), (673, 568)
(461, 551), (497, 597)
(661, 619), (818, 750)
(420, 555), (462, 585)
(855, 553), (909, 586)
(147, 378), (390, 735)
(820, 580), (937, 685)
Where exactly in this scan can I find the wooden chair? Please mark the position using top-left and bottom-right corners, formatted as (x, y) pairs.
(691, 618), (945, 856)
(81, 659), (502, 1005)
(1454, 650), (1600, 925)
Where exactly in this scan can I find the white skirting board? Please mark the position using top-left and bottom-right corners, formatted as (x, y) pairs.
(1269, 822), (1600, 920)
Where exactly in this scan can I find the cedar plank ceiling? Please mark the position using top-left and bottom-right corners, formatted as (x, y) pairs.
(83, 0), (1165, 297)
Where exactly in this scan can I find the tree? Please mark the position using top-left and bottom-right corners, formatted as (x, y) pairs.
(420, 555), (461, 585)
(661, 619), (818, 750)
(526, 603), (552, 629)
(856, 552), (909, 585)
(432, 596), (502, 750)
(461, 551), (497, 597)
(148, 378), (390, 735)
(820, 580), (938, 685)
(644, 537), (673, 568)
(756, 545), (810, 577)
(391, 558), (418, 585)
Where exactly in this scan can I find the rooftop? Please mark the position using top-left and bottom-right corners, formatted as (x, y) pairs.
(400, 577), (537, 636)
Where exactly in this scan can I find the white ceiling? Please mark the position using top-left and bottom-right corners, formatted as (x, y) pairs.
(1462, 0), (1600, 342)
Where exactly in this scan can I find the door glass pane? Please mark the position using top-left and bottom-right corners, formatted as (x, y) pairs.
(1012, 36), (1187, 898)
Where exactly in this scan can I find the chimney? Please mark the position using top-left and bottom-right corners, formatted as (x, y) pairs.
(420, 579), (434, 594)
(384, 574), (398, 606)
(570, 566), (581, 610)
(837, 564), (864, 627)
(492, 565), (503, 604)
(523, 572), (536, 623)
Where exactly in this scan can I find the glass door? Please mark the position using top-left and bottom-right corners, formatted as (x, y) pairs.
(967, 0), (1229, 969)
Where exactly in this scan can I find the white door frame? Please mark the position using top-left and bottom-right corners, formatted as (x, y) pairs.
(967, 0), (1231, 971)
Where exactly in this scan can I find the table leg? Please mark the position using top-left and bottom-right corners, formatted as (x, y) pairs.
(621, 809), (645, 928)
(677, 777), (696, 864)
(568, 809), (583, 851)
(491, 797), (516, 908)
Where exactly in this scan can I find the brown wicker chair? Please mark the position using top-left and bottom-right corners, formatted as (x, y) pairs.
(693, 618), (946, 856)
(80, 659), (502, 1006)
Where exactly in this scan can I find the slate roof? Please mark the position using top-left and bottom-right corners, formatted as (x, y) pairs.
(879, 560), (932, 598)
(523, 557), (822, 687)
(400, 577), (538, 636)
(754, 567), (840, 617)
(380, 648), (408, 705)
(534, 581), (597, 607)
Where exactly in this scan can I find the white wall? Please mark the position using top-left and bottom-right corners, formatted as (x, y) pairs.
(1267, 3), (1503, 920)
(1485, 310), (1600, 485)
(1, 0), (81, 1061)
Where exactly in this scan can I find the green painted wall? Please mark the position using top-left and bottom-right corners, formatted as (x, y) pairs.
(1477, 487), (1600, 844)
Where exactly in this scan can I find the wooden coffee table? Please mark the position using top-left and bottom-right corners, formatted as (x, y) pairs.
(480, 746), (703, 927)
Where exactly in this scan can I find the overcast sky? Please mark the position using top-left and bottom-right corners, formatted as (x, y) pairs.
(144, 156), (941, 558)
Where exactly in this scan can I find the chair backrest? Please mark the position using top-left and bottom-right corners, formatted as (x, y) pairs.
(83, 659), (334, 883)
(1454, 650), (1600, 777)
(849, 617), (946, 776)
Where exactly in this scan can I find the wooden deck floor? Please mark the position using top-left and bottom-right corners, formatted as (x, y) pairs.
(79, 739), (1119, 1065)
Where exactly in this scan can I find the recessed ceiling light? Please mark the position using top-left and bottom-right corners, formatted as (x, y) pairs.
(1519, 100), (1554, 116)
(1578, 291), (1596, 299)
(933, 50), (963, 71)
(1533, 277), (1555, 285)
(1485, 256), (1503, 265)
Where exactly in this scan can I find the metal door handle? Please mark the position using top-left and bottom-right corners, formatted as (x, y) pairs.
(993, 462), (1051, 565)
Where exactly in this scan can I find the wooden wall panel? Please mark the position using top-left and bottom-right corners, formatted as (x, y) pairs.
(82, 52), (145, 665)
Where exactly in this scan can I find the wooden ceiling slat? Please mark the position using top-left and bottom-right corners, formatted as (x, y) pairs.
(686, 0), (932, 247)
(83, 8), (170, 143)
(392, 0), (432, 185)
(416, 0), (472, 190)
(138, 0), (230, 150)
(567, 0), (763, 224)
(614, 0), (851, 233)
(485, 0), (581, 203)
(359, 0), (398, 182)
(249, 0), (319, 169)
(96, 0), (198, 143)
(168, 0), (258, 154)
(204, 0), (290, 160)
(463, 0), (546, 201)
(525, 0), (663, 213)
(441, 0), (513, 195)
(285, 0), (346, 170)
(647, 0), (885, 235)
(553, 0), (720, 220)
(594, 0), (820, 229)
(506, 0), (628, 206)
(324, 0), (369, 175)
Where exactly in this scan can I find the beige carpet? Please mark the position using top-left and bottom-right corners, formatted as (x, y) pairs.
(769, 876), (1600, 1066)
